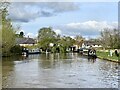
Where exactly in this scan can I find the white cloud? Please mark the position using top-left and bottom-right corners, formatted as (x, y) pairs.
(65, 21), (118, 36)
(53, 29), (62, 35)
(8, 3), (40, 22)
(55, 20), (118, 38)
(26, 33), (35, 38)
(66, 21), (117, 31)
(35, 33), (38, 37)
(16, 30), (37, 38)
(70, 36), (75, 39)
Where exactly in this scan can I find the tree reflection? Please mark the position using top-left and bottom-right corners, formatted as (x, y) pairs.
(38, 53), (75, 69)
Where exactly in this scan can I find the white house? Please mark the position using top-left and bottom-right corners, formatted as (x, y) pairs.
(82, 40), (102, 49)
(16, 37), (36, 47)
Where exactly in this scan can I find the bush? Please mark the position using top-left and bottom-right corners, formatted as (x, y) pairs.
(10, 45), (22, 55)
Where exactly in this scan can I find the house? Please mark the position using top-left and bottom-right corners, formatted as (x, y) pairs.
(82, 40), (102, 49)
(16, 37), (36, 47)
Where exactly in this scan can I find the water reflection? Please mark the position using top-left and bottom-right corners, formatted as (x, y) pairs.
(2, 53), (119, 88)
(38, 53), (74, 69)
(88, 58), (96, 63)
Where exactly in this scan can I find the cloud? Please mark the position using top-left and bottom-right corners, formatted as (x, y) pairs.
(66, 21), (117, 31)
(40, 10), (53, 17)
(8, 3), (41, 22)
(44, 2), (79, 13)
(8, 2), (79, 22)
(16, 29), (36, 38)
(26, 32), (35, 38)
(53, 29), (62, 35)
(56, 21), (118, 38)
(66, 21), (117, 34)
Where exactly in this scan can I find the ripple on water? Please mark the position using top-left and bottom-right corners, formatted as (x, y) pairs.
(2, 54), (119, 88)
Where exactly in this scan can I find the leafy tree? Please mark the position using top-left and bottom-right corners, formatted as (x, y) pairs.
(38, 27), (76, 53)
(1, 8), (16, 56)
(10, 45), (22, 54)
(58, 36), (75, 52)
(0, 35), (1, 51)
(19, 31), (24, 38)
(75, 35), (85, 48)
(38, 27), (57, 51)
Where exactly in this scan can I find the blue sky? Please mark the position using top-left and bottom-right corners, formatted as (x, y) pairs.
(8, 2), (118, 39)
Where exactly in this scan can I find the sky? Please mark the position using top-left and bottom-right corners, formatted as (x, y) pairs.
(7, 1), (118, 39)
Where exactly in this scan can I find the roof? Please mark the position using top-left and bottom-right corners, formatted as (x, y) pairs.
(16, 38), (36, 44)
(84, 40), (101, 46)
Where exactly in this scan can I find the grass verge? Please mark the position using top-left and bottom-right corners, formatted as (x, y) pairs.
(96, 51), (120, 63)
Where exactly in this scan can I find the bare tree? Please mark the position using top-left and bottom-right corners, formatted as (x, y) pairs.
(100, 28), (120, 49)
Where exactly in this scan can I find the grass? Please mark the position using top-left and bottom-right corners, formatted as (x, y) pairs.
(96, 51), (120, 62)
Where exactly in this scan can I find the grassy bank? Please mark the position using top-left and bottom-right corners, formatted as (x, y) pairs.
(97, 51), (120, 63)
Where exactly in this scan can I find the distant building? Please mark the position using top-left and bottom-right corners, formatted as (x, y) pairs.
(16, 37), (36, 47)
(82, 40), (102, 49)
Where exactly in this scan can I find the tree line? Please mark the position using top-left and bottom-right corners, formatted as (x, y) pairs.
(37, 27), (84, 53)
(100, 28), (120, 49)
(38, 27), (81, 52)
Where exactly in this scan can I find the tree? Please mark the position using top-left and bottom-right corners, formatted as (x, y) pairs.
(38, 27), (57, 50)
(10, 45), (22, 54)
(0, 1), (10, 55)
(19, 31), (24, 38)
(1, 7), (16, 56)
(0, 1), (9, 14)
(75, 35), (85, 48)
(0, 29), (2, 55)
(100, 28), (120, 49)
(100, 28), (110, 49)
(113, 29), (120, 48)
(58, 36), (75, 52)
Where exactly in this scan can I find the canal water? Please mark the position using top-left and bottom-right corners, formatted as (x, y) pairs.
(2, 53), (119, 88)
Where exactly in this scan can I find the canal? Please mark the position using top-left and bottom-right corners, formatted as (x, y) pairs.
(2, 53), (119, 88)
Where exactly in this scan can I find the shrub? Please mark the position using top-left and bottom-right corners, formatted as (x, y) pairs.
(10, 45), (22, 55)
